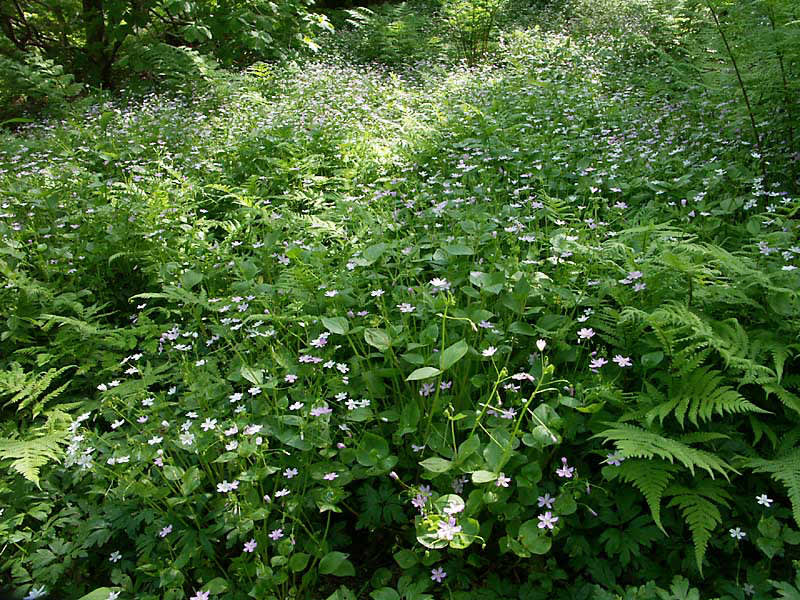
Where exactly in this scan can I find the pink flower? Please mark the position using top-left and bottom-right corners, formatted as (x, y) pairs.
(537, 493), (555, 508)
(589, 357), (608, 371)
(243, 539), (257, 553)
(269, 529), (284, 541)
(612, 355), (632, 367)
(538, 511), (559, 530)
(431, 567), (447, 583)
(190, 591), (210, 600)
(577, 328), (595, 341)
(496, 473), (512, 487)
(323, 472), (338, 481)
(556, 457), (575, 478)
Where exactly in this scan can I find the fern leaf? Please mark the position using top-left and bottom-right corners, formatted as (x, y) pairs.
(762, 383), (800, 415)
(593, 423), (736, 480)
(607, 458), (677, 534)
(745, 447), (800, 526)
(664, 489), (723, 573)
(1, 364), (75, 418)
(0, 433), (68, 487)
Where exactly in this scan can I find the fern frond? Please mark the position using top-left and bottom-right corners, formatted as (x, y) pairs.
(0, 363), (75, 418)
(593, 423), (737, 479)
(607, 458), (678, 533)
(762, 383), (800, 415)
(664, 489), (723, 573)
(0, 432), (68, 487)
(680, 366), (767, 427)
(744, 447), (800, 526)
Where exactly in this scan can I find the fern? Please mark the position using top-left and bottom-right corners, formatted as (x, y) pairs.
(744, 446), (800, 526)
(0, 431), (68, 487)
(607, 458), (678, 533)
(643, 366), (767, 428)
(0, 363), (75, 419)
(593, 423), (736, 479)
(664, 481), (731, 573)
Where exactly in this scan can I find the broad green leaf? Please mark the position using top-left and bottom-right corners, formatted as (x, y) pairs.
(289, 553), (310, 572)
(180, 466), (203, 495)
(361, 243), (388, 265)
(365, 328), (391, 351)
(471, 470), (497, 484)
(439, 339), (469, 370)
(356, 433), (390, 467)
(325, 586), (357, 600)
(205, 577), (228, 593)
(393, 549), (418, 568)
(406, 367), (441, 381)
(553, 494), (577, 515)
(77, 589), (117, 600)
(641, 351), (664, 368)
(443, 243), (474, 255)
(449, 517), (480, 550)
(419, 457), (453, 473)
(322, 316), (350, 335)
(162, 465), (183, 481)
(240, 365), (264, 386)
(509, 321), (536, 336)
(370, 588), (401, 600)
(319, 551), (355, 576)
(181, 269), (203, 290)
(518, 519), (552, 554)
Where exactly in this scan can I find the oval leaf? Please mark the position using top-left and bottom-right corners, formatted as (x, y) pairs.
(440, 339), (469, 371)
(365, 328), (391, 351)
(319, 551), (355, 577)
(406, 367), (442, 381)
(419, 457), (453, 473)
(322, 316), (350, 335)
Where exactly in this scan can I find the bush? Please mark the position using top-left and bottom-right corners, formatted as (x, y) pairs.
(0, 50), (83, 120)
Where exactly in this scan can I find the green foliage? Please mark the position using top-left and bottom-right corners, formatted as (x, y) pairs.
(442, 0), (506, 64)
(0, 429), (69, 487)
(0, 0), (799, 597)
(0, 363), (74, 419)
(745, 447), (800, 527)
(0, 50), (83, 119)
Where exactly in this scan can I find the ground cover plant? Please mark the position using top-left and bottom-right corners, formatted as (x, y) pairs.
(0, 0), (799, 598)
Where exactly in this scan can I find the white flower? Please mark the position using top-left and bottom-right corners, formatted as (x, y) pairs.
(729, 527), (746, 540)
(756, 494), (773, 507)
(482, 346), (497, 357)
(24, 586), (48, 599)
(109, 551), (122, 563)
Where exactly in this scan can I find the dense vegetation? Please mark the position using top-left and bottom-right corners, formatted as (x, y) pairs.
(1, 0), (799, 598)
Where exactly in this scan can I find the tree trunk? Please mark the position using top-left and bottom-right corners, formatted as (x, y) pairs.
(82, 0), (111, 87)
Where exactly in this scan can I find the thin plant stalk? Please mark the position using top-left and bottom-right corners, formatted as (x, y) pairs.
(705, 0), (768, 182)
